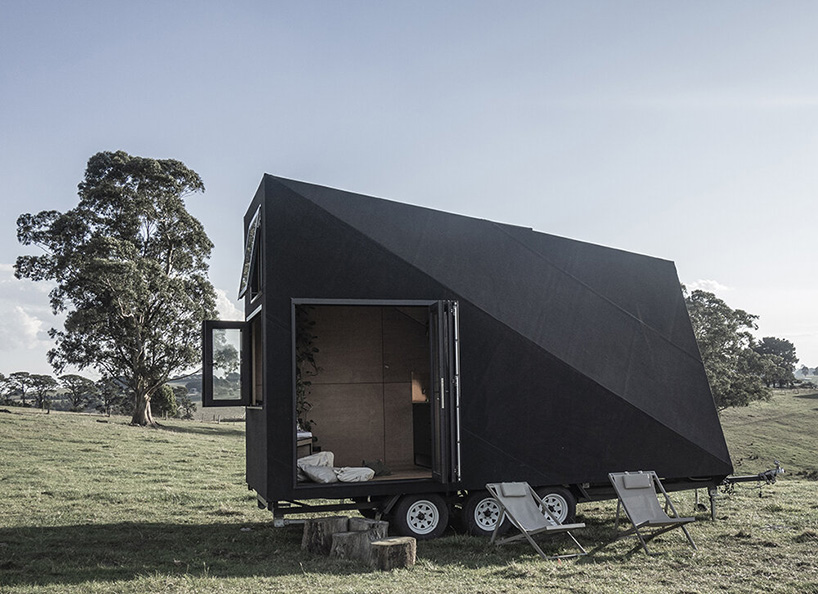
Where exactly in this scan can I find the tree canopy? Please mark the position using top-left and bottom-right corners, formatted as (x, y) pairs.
(15, 151), (217, 425)
(60, 374), (97, 412)
(684, 288), (770, 410)
(753, 336), (798, 387)
(30, 374), (58, 411)
(7, 372), (34, 407)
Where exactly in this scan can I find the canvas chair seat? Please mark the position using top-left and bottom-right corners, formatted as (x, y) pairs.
(608, 471), (697, 555)
(485, 482), (586, 560)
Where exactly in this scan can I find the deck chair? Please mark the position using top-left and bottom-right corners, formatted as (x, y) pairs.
(486, 482), (587, 560)
(608, 471), (697, 555)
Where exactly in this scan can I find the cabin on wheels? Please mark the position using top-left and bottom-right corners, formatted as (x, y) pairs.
(201, 175), (733, 539)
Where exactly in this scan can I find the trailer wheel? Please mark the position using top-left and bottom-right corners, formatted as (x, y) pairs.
(463, 491), (510, 537)
(536, 487), (576, 524)
(393, 494), (449, 539)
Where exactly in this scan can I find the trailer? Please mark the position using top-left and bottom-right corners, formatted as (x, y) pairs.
(201, 174), (733, 539)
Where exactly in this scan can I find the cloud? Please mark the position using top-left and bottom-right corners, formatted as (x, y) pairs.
(0, 263), (58, 372)
(214, 288), (242, 321)
(686, 279), (732, 294)
(0, 305), (50, 351)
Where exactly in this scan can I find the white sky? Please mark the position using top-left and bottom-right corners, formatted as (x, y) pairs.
(1, 1), (817, 376)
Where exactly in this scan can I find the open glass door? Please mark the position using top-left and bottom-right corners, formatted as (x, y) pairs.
(429, 301), (462, 484)
(202, 320), (250, 407)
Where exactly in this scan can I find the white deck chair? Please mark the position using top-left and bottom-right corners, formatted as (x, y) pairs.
(486, 482), (587, 560)
(608, 471), (697, 555)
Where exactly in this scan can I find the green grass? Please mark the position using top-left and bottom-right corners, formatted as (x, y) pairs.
(720, 388), (818, 479)
(1, 390), (817, 593)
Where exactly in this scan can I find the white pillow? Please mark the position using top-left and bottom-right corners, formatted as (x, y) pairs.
(336, 467), (375, 483)
(297, 451), (335, 481)
(623, 473), (653, 489)
(301, 464), (338, 484)
(500, 483), (528, 497)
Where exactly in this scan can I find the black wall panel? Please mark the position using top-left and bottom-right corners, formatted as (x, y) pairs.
(244, 174), (732, 500)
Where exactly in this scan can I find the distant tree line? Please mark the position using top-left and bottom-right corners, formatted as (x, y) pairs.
(684, 287), (811, 411)
(798, 365), (818, 377)
(0, 371), (197, 419)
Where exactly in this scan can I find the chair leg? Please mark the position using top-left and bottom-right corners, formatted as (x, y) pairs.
(521, 531), (587, 560)
(521, 531), (551, 561)
(681, 525), (698, 551)
(566, 531), (588, 556)
(634, 529), (652, 555)
(490, 510), (506, 545)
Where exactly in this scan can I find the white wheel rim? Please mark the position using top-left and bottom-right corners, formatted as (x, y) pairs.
(406, 500), (440, 535)
(541, 493), (568, 523)
(473, 498), (501, 531)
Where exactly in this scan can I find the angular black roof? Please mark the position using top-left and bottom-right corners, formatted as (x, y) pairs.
(261, 174), (732, 484)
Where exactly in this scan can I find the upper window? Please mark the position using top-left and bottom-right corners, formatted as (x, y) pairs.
(238, 206), (262, 299)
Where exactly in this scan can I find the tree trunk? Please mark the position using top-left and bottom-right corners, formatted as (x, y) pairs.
(302, 516), (350, 555)
(330, 531), (374, 561)
(131, 392), (155, 426)
(370, 537), (416, 570)
(329, 518), (389, 563)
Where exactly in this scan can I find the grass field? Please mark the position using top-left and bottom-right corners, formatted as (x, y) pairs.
(1, 389), (816, 593)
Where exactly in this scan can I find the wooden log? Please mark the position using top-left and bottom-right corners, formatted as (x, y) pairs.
(329, 518), (389, 563)
(349, 517), (389, 539)
(370, 536), (416, 570)
(330, 531), (373, 561)
(301, 516), (349, 555)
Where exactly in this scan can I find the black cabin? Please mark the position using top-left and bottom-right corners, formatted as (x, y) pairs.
(202, 174), (733, 538)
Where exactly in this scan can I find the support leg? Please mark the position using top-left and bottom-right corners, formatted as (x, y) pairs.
(708, 487), (718, 521)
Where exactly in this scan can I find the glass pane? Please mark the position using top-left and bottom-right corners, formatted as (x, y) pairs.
(212, 327), (242, 401)
(238, 206), (261, 298)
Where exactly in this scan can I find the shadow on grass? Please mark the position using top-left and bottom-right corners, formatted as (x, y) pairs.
(793, 392), (818, 400)
(0, 521), (354, 587)
(0, 519), (627, 587)
(157, 423), (246, 438)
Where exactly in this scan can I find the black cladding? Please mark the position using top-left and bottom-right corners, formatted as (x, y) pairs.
(251, 174), (732, 496)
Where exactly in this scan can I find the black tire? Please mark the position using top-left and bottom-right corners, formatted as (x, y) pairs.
(393, 494), (449, 539)
(535, 486), (577, 524)
(463, 490), (511, 537)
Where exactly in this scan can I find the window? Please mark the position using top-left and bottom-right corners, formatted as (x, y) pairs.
(202, 321), (248, 407)
(238, 206), (262, 300)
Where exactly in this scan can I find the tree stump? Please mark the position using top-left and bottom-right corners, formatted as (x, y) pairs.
(330, 531), (374, 561)
(370, 536), (417, 570)
(330, 518), (389, 563)
(301, 516), (349, 555)
(349, 517), (389, 539)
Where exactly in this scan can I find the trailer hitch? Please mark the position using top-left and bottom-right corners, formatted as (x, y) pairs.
(721, 460), (784, 495)
(703, 461), (784, 520)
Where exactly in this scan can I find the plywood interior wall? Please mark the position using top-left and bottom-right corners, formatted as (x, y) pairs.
(303, 305), (429, 467)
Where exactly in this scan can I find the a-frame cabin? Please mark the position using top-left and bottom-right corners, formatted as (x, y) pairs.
(202, 174), (732, 538)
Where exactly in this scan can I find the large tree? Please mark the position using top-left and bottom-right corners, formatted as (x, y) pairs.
(15, 151), (217, 425)
(684, 288), (770, 410)
(30, 374), (58, 411)
(753, 336), (798, 388)
(60, 374), (97, 412)
(7, 371), (34, 407)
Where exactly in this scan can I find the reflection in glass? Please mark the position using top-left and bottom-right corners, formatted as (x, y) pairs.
(213, 328), (241, 400)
